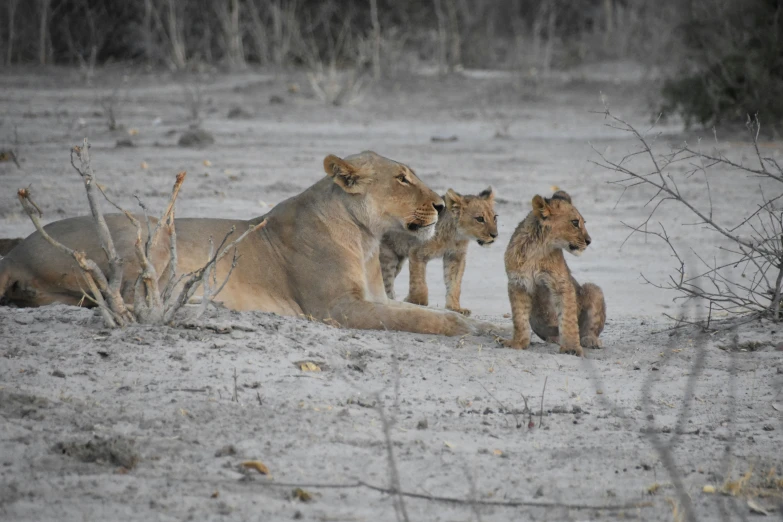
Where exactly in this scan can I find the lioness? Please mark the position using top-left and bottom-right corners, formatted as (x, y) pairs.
(0, 151), (498, 336)
(379, 187), (498, 316)
(500, 190), (605, 356)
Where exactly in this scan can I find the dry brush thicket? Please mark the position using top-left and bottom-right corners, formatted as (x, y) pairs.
(17, 139), (264, 328)
(0, 0), (674, 73)
(594, 109), (783, 325)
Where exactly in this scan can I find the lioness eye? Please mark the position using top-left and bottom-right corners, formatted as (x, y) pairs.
(397, 174), (410, 185)
(475, 216), (485, 223)
(571, 219), (580, 227)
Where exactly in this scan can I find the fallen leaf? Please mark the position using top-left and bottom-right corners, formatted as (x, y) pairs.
(241, 460), (271, 475)
(292, 488), (312, 502)
(128, 128), (139, 136)
(444, 441), (455, 449)
(550, 185), (560, 192)
(647, 483), (662, 495)
(299, 361), (321, 372)
(140, 161), (149, 170)
(503, 313), (511, 318)
(211, 491), (220, 499)
(492, 449), (503, 456)
(702, 485), (716, 494)
(748, 499), (769, 516)
(203, 159), (212, 167)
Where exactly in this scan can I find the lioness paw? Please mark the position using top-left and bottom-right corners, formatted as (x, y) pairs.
(447, 306), (471, 316)
(581, 335), (602, 349)
(498, 337), (529, 350)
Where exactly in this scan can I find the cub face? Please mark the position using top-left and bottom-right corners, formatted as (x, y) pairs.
(324, 151), (445, 240)
(531, 190), (591, 256)
(444, 187), (499, 247)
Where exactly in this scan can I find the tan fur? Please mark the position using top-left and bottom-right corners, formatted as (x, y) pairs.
(379, 187), (498, 316)
(500, 190), (606, 356)
(0, 152), (501, 337)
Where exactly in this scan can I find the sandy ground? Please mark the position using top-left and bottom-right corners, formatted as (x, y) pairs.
(0, 63), (781, 521)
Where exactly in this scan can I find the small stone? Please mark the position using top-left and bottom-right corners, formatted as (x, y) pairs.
(763, 425), (774, 431)
(416, 419), (428, 430)
(178, 128), (215, 148)
(214, 444), (237, 457)
(52, 370), (66, 378)
(269, 95), (285, 105)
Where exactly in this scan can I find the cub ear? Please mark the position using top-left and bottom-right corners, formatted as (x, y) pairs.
(323, 154), (369, 194)
(551, 190), (572, 204)
(531, 195), (550, 219)
(444, 189), (465, 210)
(478, 186), (495, 201)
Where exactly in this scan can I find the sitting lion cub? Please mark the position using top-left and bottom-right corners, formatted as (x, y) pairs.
(500, 190), (605, 356)
(379, 187), (498, 316)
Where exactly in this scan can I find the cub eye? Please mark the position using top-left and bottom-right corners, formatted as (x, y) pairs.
(475, 216), (485, 223)
(571, 219), (580, 227)
(396, 174), (410, 185)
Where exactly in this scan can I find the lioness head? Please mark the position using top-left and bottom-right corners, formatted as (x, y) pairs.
(444, 187), (499, 247)
(531, 190), (591, 256)
(323, 151), (444, 239)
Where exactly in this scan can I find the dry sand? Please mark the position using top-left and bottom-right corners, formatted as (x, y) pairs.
(0, 64), (781, 521)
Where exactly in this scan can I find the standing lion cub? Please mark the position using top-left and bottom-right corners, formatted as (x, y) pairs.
(500, 190), (605, 356)
(379, 187), (498, 316)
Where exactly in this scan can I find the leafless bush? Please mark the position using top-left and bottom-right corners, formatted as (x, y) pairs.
(593, 108), (783, 324)
(16, 138), (264, 328)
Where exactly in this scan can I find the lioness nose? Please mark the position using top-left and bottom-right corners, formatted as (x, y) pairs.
(490, 232), (498, 238)
(433, 202), (445, 215)
(585, 237), (591, 246)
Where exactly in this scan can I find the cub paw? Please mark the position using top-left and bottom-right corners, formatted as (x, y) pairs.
(559, 340), (584, 357)
(497, 337), (530, 350)
(580, 335), (603, 349)
(447, 306), (471, 316)
(404, 294), (428, 307)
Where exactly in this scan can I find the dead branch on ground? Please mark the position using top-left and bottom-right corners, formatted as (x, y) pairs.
(17, 138), (265, 328)
(592, 108), (783, 324)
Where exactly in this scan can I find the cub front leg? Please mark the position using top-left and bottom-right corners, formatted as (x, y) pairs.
(500, 283), (532, 349)
(552, 278), (583, 357)
(443, 247), (470, 316)
(379, 241), (402, 300)
(405, 249), (429, 306)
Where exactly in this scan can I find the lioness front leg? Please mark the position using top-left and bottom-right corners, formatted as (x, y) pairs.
(405, 250), (429, 306)
(443, 248), (470, 316)
(330, 296), (472, 336)
(552, 279), (583, 357)
(500, 283), (532, 349)
(577, 282), (606, 348)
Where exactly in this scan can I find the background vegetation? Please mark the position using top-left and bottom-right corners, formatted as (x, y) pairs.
(1, 0), (781, 125)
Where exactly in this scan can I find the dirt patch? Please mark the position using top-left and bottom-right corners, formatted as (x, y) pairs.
(53, 436), (139, 470)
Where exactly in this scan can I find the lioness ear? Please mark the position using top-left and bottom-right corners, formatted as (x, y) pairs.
(444, 189), (464, 210)
(323, 154), (369, 194)
(478, 186), (494, 201)
(531, 195), (550, 219)
(551, 190), (572, 204)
